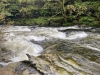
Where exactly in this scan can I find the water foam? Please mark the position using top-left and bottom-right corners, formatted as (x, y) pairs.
(66, 32), (88, 40)
(0, 62), (11, 66)
(3, 26), (31, 32)
(86, 45), (100, 51)
(32, 27), (67, 39)
(2, 36), (43, 62)
(25, 35), (49, 41)
(56, 25), (80, 30)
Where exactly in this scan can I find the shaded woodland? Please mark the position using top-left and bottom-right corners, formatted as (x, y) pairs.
(0, 0), (100, 27)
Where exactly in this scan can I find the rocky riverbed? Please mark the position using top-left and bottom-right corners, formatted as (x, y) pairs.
(0, 26), (100, 75)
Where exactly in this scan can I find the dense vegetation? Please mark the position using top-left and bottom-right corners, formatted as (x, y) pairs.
(0, 0), (100, 27)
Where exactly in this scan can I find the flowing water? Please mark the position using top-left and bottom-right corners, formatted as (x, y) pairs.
(0, 25), (100, 75)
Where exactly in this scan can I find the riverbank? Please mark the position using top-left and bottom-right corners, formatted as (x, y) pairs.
(9, 16), (100, 27)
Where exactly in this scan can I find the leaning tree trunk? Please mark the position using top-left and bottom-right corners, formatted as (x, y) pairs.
(59, 0), (67, 22)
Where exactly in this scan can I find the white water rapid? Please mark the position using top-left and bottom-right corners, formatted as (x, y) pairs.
(0, 26), (64, 64)
(0, 26), (92, 63)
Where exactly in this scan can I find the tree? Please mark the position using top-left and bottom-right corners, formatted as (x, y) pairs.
(6, 0), (20, 18)
(58, 0), (67, 21)
(43, 0), (68, 22)
(0, 0), (14, 29)
(0, 0), (11, 23)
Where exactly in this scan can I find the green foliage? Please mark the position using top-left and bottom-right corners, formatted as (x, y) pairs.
(0, 1), (11, 16)
(79, 16), (97, 26)
(0, 0), (100, 27)
(13, 17), (48, 26)
(92, 2), (100, 20)
(73, 2), (87, 16)
(79, 16), (96, 22)
(0, 0), (11, 24)
(67, 5), (76, 14)
(67, 15), (75, 22)
(40, 9), (48, 16)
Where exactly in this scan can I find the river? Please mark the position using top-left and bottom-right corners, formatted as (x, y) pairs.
(0, 25), (100, 75)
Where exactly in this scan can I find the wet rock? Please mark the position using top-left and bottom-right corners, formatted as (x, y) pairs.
(27, 54), (56, 75)
(6, 62), (20, 69)
(15, 61), (44, 75)
(0, 68), (17, 75)
(0, 48), (13, 63)
(0, 62), (19, 75)
(22, 70), (41, 75)
(30, 74), (40, 75)
(22, 69), (29, 75)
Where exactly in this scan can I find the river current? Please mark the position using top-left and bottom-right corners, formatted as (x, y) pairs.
(0, 25), (100, 75)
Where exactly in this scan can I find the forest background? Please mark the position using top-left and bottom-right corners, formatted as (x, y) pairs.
(0, 0), (100, 27)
